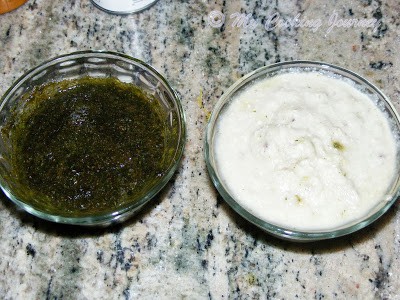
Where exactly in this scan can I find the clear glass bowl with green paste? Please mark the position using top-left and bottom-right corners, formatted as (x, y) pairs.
(0, 51), (185, 226)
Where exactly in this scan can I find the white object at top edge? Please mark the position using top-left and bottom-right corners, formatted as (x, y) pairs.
(91, 0), (159, 14)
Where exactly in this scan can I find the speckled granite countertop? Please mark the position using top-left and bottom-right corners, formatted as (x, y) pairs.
(1, 0), (400, 299)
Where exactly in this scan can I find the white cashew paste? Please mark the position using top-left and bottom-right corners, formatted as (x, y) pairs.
(214, 72), (397, 231)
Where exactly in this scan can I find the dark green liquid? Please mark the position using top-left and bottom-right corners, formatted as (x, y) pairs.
(5, 77), (168, 217)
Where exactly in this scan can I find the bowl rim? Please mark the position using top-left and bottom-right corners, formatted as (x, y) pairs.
(0, 50), (186, 226)
(205, 60), (400, 241)
(90, 0), (159, 15)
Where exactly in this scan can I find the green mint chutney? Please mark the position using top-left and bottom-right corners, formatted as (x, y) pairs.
(3, 77), (170, 217)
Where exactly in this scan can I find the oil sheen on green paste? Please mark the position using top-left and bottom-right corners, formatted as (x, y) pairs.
(5, 77), (170, 217)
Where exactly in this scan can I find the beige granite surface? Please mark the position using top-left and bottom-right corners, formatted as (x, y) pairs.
(0, 0), (400, 299)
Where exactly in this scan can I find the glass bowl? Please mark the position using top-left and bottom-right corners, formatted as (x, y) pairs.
(0, 51), (185, 226)
(205, 61), (400, 241)
(91, 0), (159, 14)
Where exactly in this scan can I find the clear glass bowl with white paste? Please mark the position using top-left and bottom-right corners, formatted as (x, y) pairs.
(205, 61), (400, 241)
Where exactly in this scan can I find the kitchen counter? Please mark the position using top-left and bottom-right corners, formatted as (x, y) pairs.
(0, 0), (399, 299)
